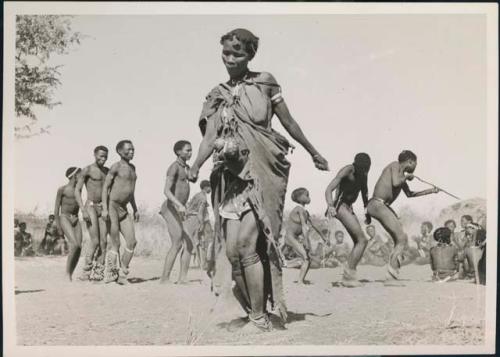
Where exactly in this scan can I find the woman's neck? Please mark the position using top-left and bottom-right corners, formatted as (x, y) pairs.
(229, 69), (250, 84)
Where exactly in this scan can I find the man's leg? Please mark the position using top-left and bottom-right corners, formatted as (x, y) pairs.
(105, 204), (121, 283)
(337, 204), (368, 287)
(178, 217), (196, 283)
(367, 201), (408, 286)
(79, 205), (100, 281)
(93, 217), (109, 281)
(160, 207), (184, 283)
(117, 214), (136, 285)
(60, 216), (82, 281)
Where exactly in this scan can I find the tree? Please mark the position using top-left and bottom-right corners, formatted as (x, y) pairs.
(15, 15), (83, 137)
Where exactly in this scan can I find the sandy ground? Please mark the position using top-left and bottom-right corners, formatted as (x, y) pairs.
(15, 256), (485, 346)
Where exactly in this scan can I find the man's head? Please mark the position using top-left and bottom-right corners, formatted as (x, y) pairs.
(398, 150), (417, 173)
(116, 140), (134, 161)
(421, 221), (433, 236)
(65, 167), (81, 181)
(335, 230), (344, 243)
(465, 222), (480, 236)
(433, 227), (451, 245)
(291, 187), (310, 205)
(19, 222), (27, 232)
(173, 140), (192, 161)
(220, 28), (259, 78)
(353, 152), (371, 175)
(14, 218), (19, 228)
(460, 215), (473, 229)
(444, 219), (457, 232)
(366, 224), (376, 238)
(200, 180), (211, 194)
(94, 145), (109, 166)
(48, 214), (55, 223)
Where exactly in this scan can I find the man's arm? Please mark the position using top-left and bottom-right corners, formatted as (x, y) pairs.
(75, 167), (89, 220)
(164, 165), (186, 213)
(102, 163), (118, 217)
(54, 187), (63, 228)
(402, 182), (439, 198)
(391, 163), (408, 187)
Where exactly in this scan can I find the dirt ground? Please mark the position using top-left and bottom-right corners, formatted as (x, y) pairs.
(15, 256), (485, 346)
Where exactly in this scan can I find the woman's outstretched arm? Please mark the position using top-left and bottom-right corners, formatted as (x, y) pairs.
(262, 72), (329, 171)
(189, 117), (218, 182)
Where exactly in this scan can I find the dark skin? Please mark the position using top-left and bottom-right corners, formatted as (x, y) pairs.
(367, 158), (439, 284)
(75, 149), (109, 269)
(325, 163), (370, 281)
(54, 172), (83, 281)
(161, 144), (193, 284)
(102, 142), (139, 279)
(188, 37), (329, 323)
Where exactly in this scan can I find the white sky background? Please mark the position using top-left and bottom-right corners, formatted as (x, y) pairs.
(14, 14), (486, 218)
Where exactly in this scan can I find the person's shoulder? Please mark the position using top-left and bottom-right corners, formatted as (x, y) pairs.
(258, 71), (278, 84)
(166, 161), (179, 175)
(109, 161), (121, 171)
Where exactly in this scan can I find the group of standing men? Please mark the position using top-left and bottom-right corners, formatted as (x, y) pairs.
(53, 141), (138, 284)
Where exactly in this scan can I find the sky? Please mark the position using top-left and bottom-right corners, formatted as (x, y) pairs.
(13, 14), (487, 219)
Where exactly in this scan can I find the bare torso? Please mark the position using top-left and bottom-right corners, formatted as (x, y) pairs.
(431, 245), (458, 271)
(337, 168), (361, 205)
(109, 161), (137, 205)
(167, 160), (190, 206)
(372, 162), (404, 205)
(84, 163), (109, 202)
(60, 184), (80, 215)
(287, 205), (308, 237)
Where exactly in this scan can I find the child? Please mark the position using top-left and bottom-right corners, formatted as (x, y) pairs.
(184, 179), (212, 270)
(332, 231), (350, 264)
(284, 187), (326, 284)
(160, 140), (193, 284)
(430, 227), (459, 282)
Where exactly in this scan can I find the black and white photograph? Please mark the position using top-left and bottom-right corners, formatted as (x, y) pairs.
(2, 2), (498, 356)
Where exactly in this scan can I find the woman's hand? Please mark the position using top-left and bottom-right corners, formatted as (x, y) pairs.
(188, 166), (199, 183)
(312, 154), (329, 171)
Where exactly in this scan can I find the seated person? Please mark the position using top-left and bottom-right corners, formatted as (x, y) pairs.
(19, 222), (35, 257)
(464, 223), (486, 284)
(14, 219), (23, 257)
(332, 231), (350, 264)
(363, 225), (389, 266)
(40, 214), (61, 255)
(430, 227), (459, 282)
(413, 221), (435, 264)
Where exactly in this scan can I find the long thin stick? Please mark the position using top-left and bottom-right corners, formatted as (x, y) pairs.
(413, 175), (461, 200)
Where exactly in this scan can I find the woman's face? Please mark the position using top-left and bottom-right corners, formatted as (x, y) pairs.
(221, 38), (250, 78)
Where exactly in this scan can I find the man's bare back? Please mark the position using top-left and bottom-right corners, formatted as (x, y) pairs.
(372, 161), (407, 205)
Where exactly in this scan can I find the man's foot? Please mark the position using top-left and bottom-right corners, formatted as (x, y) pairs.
(159, 278), (174, 284)
(341, 264), (362, 287)
(384, 276), (405, 287)
(176, 279), (189, 285)
(248, 313), (273, 332)
(77, 266), (92, 281)
(92, 263), (105, 282)
(341, 278), (363, 288)
(116, 267), (129, 285)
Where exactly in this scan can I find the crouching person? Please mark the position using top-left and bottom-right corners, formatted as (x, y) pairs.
(430, 227), (459, 282)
